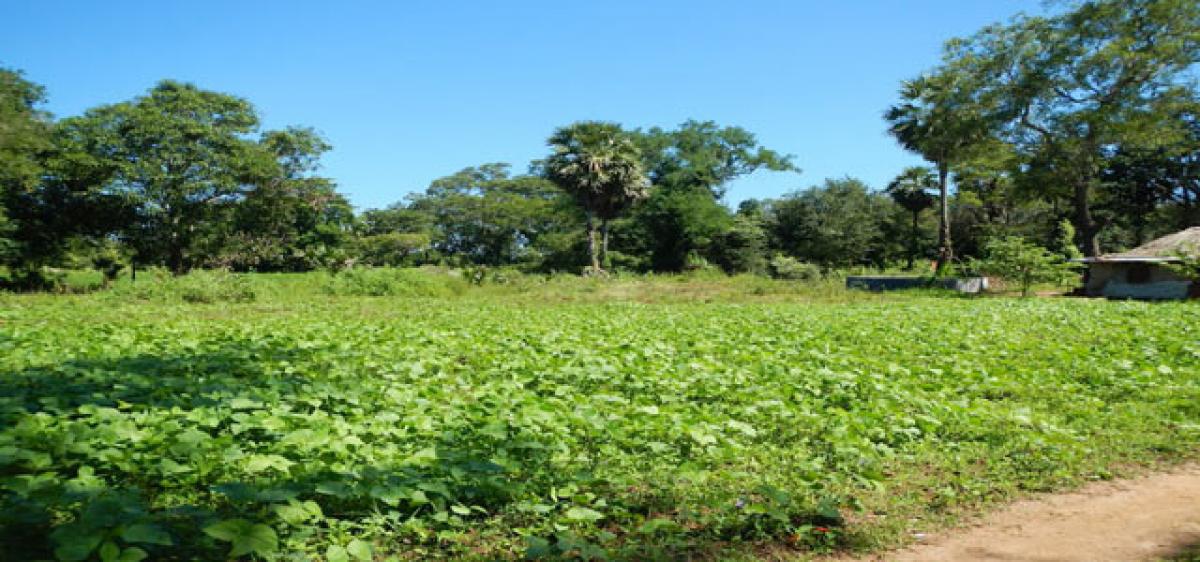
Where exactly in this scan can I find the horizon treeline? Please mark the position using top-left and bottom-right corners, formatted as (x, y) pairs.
(2, 0), (1199, 288)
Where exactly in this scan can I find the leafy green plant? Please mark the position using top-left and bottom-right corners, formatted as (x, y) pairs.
(202, 519), (277, 558)
(1168, 244), (1200, 282)
(2, 275), (1198, 559)
(769, 254), (821, 281)
(108, 269), (256, 303)
(971, 236), (1081, 296)
(321, 267), (466, 297)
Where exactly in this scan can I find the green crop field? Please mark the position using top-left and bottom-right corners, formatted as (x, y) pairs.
(2, 273), (1199, 560)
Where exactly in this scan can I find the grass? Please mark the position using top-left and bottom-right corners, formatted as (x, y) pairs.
(1, 270), (1198, 560)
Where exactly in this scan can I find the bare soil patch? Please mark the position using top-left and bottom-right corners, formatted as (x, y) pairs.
(865, 464), (1200, 561)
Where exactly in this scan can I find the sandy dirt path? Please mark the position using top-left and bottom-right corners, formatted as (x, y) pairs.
(866, 463), (1200, 562)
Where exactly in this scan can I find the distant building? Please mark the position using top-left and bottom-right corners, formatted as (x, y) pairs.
(1078, 227), (1200, 300)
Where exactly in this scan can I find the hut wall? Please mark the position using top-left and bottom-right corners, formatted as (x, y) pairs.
(1087, 262), (1193, 299)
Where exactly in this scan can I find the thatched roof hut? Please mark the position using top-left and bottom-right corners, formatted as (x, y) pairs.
(1079, 227), (1200, 299)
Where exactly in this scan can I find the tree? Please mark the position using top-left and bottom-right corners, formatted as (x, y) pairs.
(1100, 107), (1200, 244)
(622, 121), (796, 271)
(886, 167), (937, 269)
(543, 122), (648, 272)
(939, 0), (1200, 256)
(359, 206), (434, 237)
(404, 164), (574, 266)
(634, 120), (796, 199)
(0, 68), (51, 267)
(213, 127), (353, 271)
(710, 211), (769, 274)
(972, 236), (1081, 297)
(73, 81), (268, 274)
(631, 185), (732, 271)
(767, 178), (897, 267)
(885, 73), (989, 273)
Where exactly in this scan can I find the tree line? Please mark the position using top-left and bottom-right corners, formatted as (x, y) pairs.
(1, 0), (1198, 288)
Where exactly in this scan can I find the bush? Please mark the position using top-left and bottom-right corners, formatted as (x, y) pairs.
(462, 265), (525, 286)
(769, 255), (821, 281)
(971, 236), (1081, 297)
(0, 267), (66, 292)
(322, 267), (467, 297)
(111, 269), (257, 303)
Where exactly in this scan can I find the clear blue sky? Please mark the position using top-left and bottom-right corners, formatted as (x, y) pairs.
(4, 0), (1040, 210)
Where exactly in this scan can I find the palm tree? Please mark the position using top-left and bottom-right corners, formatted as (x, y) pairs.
(885, 74), (986, 274)
(543, 122), (648, 273)
(886, 167), (937, 269)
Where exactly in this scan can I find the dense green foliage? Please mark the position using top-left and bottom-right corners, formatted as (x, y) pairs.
(901, 0), (1200, 259)
(971, 237), (1083, 297)
(3, 1), (1199, 560)
(2, 1), (1199, 288)
(1, 275), (1198, 559)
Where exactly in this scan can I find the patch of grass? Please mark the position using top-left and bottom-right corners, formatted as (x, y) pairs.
(1164, 544), (1200, 562)
(320, 266), (468, 297)
(106, 268), (257, 303)
(0, 274), (1197, 560)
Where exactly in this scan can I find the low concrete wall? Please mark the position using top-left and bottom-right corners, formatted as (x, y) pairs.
(1102, 280), (1192, 300)
(845, 276), (989, 294)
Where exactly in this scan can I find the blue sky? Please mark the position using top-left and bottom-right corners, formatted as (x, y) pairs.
(4, 1), (1040, 210)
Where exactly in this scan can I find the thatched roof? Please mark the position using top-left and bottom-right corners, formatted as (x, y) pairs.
(1087, 227), (1200, 263)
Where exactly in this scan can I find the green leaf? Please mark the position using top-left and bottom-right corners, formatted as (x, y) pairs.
(637, 518), (682, 534)
(346, 539), (373, 560)
(525, 536), (552, 558)
(564, 507), (604, 522)
(325, 544), (349, 562)
(98, 541), (120, 562)
(275, 500), (322, 526)
(229, 397), (262, 410)
(203, 519), (278, 557)
(244, 454), (294, 474)
(51, 529), (104, 561)
(689, 428), (717, 446)
(118, 547), (148, 562)
(120, 523), (172, 546)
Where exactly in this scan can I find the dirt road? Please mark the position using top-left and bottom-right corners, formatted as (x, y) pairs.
(872, 464), (1200, 561)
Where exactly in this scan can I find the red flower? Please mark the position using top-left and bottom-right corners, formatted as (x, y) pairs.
(814, 526), (830, 533)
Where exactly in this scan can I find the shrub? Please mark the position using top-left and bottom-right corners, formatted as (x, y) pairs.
(0, 267), (66, 292)
(321, 267), (467, 297)
(111, 269), (257, 303)
(971, 236), (1081, 297)
(769, 255), (821, 281)
(462, 265), (524, 286)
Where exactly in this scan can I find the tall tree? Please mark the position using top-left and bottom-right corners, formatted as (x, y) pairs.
(767, 177), (897, 267)
(634, 120), (796, 199)
(0, 68), (51, 267)
(626, 121), (797, 271)
(71, 80), (268, 273)
(885, 73), (988, 273)
(886, 167), (937, 269)
(938, 0), (1200, 256)
(632, 185), (732, 271)
(213, 127), (353, 271)
(543, 122), (648, 272)
(406, 163), (571, 265)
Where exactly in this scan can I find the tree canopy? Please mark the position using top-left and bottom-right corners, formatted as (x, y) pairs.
(2, 0), (1198, 287)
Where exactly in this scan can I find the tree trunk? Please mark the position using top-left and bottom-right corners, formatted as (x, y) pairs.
(908, 211), (920, 270)
(168, 244), (186, 276)
(166, 206), (187, 275)
(1074, 180), (1102, 257)
(934, 163), (953, 275)
(585, 212), (600, 273)
(1182, 187), (1198, 229)
(601, 219), (610, 269)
